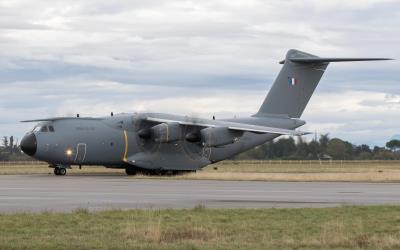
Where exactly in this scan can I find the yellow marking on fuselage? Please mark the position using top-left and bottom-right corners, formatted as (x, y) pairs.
(123, 130), (128, 162)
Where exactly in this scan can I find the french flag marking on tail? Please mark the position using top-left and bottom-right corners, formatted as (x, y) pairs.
(288, 77), (298, 86)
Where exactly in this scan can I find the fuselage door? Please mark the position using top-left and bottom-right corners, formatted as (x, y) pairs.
(75, 143), (87, 164)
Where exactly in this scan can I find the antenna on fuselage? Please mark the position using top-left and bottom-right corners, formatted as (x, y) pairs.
(76, 114), (80, 118)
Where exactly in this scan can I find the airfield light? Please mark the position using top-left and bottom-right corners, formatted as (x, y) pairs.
(66, 149), (73, 156)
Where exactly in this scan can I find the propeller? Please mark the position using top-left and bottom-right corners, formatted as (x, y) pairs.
(182, 113), (210, 143)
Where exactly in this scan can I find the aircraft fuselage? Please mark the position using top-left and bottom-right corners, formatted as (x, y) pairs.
(21, 113), (302, 173)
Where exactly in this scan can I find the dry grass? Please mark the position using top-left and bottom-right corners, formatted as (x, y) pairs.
(2, 161), (400, 182)
(187, 160), (400, 182)
(1, 206), (400, 249)
(206, 160), (400, 173)
(177, 170), (400, 182)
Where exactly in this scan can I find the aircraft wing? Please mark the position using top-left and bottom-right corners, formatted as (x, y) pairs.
(145, 116), (308, 136)
(21, 117), (102, 122)
(227, 124), (309, 136)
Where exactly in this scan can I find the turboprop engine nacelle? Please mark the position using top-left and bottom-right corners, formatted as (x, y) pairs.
(151, 122), (181, 143)
(200, 127), (242, 147)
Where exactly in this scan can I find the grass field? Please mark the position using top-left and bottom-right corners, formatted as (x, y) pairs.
(1, 205), (400, 249)
(182, 160), (400, 182)
(1, 160), (400, 182)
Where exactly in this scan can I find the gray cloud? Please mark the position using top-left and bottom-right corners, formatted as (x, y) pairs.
(0, 0), (399, 146)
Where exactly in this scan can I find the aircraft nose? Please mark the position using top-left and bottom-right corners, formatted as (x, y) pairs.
(20, 133), (37, 156)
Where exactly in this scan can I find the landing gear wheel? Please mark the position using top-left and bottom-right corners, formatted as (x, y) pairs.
(54, 168), (66, 176)
(125, 168), (137, 176)
(59, 168), (66, 176)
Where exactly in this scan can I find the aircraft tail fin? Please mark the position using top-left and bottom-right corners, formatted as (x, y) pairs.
(255, 49), (392, 118)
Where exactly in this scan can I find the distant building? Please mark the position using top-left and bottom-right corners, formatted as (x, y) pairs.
(319, 154), (332, 161)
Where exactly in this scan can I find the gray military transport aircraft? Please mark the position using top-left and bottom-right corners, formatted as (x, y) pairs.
(20, 49), (391, 175)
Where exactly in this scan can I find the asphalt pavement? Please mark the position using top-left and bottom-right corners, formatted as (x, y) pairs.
(0, 175), (399, 212)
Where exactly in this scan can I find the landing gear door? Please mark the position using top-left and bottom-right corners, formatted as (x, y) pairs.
(75, 143), (87, 164)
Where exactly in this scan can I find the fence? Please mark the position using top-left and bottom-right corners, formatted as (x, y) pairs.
(0, 161), (45, 165)
(219, 160), (400, 166)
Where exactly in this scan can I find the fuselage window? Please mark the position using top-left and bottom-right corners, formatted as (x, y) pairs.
(49, 126), (55, 132)
(40, 126), (48, 132)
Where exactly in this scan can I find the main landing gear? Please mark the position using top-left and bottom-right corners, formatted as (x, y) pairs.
(124, 166), (195, 176)
(54, 167), (67, 176)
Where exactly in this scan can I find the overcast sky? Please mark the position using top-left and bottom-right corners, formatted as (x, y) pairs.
(0, 0), (399, 146)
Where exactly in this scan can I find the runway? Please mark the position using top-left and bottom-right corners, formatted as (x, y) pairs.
(0, 175), (399, 212)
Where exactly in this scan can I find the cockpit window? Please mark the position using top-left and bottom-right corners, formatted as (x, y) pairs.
(31, 124), (55, 133)
(32, 125), (41, 132)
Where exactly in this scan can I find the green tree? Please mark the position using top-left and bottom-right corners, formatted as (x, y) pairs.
(2, 136), (8, 148)
(9, 136), (14, 149)
(326, 138), (353, 160)
(292, 136), (309, 159)
(319, 134), (329, 154)
(358, 151), (372, 160)
(307, 140), (321, 159)
(235, 135), (400, 161)
(273, 137), (296, 159)
(386, 139), (400, 152)
(354, 144), (372, 160)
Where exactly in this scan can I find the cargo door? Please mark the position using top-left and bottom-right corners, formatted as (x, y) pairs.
(74, 143), (87, 164)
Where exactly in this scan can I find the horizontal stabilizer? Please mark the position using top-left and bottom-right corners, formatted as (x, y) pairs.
(280, 57), (393, 64)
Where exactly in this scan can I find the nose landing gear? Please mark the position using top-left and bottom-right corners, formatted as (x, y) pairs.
(49, 165), (69, 176)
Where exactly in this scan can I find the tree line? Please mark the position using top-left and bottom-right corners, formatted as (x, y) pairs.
(0, 136), (32, 161)
(1, 134), (400, 161)
(235, 134), (400, 160)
